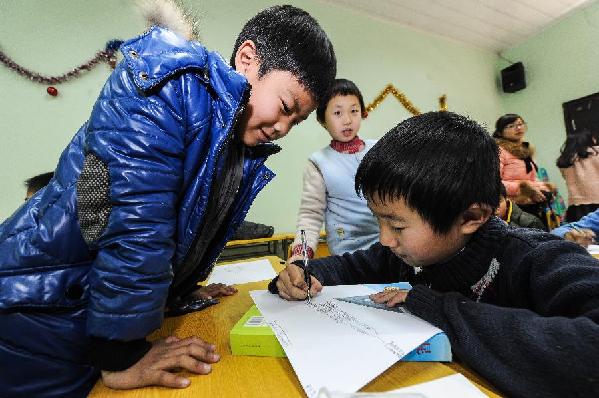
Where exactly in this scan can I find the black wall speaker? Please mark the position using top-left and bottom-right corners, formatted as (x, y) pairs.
(501, 62), (526, 93)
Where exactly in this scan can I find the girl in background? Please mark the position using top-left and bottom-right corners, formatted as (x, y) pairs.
(556, 129), (599, 222)
(291, 79), (379, 258)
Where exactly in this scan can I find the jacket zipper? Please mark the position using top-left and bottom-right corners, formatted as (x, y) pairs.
(203, 165), (274, 270)
(174, 81), (251, 287)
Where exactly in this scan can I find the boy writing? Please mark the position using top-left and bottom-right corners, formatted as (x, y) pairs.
(271, 112), (599, 397)
(0, 5), (336, 397)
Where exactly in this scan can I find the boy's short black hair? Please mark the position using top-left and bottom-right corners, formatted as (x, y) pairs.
(316, 78), (365, 124)
(356, 112), (502, 234)
(231, 5), (336, 106)
(499, 183), (507, 198)
(25, 172), (54, 195)
(493, 113), (522, 138)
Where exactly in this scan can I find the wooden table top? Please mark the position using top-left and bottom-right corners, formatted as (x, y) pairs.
(225, 231), (328, 247)
(225, 233), (294, 247)
(89, 256), (502, 398)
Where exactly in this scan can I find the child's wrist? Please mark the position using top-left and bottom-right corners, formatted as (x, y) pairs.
(403, 285), (445, 327)
(89, 336), (151, 371)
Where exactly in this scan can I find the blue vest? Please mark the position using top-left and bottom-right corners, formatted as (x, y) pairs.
(310, 140), (379, 255)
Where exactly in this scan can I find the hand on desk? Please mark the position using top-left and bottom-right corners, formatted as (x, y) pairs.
(564, 228), (596, 248)
(370, 288), (409, 308)
(275, 258), (322, 301)
(193, 283), (238, 299)
(101, 336), (220, 390)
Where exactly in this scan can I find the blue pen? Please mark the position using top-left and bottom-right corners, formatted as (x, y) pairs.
(300, 229), (312, 303)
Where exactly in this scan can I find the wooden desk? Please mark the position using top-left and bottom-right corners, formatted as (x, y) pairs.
(89, 256), (502, 398)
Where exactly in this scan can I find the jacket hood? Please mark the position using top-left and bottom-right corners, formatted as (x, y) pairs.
(121, 26), (247, 112)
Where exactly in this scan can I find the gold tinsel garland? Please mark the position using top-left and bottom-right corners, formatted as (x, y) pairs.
(365, 84), (448, 116)
(438, 94), (447, 111)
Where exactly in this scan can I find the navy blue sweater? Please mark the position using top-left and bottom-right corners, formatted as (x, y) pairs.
(293, 217), (599, 397)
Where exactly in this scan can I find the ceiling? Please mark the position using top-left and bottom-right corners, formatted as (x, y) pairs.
(318, 0), (596, 53)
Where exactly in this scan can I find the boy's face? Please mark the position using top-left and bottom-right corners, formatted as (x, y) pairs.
(368, 195), (471, 268)
(496, 197), (508, 219)
(322, 95), (362, 142)
(234, 41), (316, 146)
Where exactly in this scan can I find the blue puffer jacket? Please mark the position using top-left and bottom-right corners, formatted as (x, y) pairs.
(0, 27), (276, 342)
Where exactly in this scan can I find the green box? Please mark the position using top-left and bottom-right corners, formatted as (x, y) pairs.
(230, 304), (452, 361)
(230, 305), (286, 357)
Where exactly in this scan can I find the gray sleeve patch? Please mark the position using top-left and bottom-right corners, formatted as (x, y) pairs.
(77, 153), (112, 246)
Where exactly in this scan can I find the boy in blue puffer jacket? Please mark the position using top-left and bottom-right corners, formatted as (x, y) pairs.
(0, 5), (336, 397)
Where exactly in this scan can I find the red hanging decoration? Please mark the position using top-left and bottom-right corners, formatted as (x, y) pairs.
(47, 86), (58, 96)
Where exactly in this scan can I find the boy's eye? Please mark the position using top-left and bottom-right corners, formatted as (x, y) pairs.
(392, 226), (405, 232)
(281, 101), (292, 115)
(334, 111), (341, 116)
(351, 109), (360, 113)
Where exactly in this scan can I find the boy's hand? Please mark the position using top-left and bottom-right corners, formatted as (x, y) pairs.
(564, 228), (596, 248)
(101, 336), (220, 390)
(520, 181), (546, 203)
(193, 283), (238, 299)
(370, 289), (409, 307)
(275, 261), (322, 300)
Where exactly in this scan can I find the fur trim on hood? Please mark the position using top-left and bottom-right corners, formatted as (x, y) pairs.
(136, 0), (196, 40)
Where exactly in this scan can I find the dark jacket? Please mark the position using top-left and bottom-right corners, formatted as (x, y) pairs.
(508, 200), (545, 230)
(290, 218), (599, 398)
(0, 27), (278, 343)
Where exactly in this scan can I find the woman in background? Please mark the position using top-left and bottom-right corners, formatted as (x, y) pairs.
(493, 114), (555, 229)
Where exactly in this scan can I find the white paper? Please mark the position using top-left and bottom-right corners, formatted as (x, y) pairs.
(316, 387), (425, 398)
(587, 244), (599, 255)
(251, 286), (442, 398)
(314, 374), (486, 398)
(206, 258), (276, 285)
(389, 374), (487, 398)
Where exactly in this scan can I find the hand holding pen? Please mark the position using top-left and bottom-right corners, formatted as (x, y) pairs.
(300, 230), (312, 303)
(269, 230), (322, 301)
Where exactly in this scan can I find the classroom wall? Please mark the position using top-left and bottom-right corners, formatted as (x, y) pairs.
(498, 2), (599, 204)
(0, 0), (505, 232)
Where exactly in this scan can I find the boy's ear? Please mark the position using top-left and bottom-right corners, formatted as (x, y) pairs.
(234, 40), (259, 76)
(459, 203), (493, 235)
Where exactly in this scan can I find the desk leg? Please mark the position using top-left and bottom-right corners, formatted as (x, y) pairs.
(272, 240), (282, 259)
(282, 239), (290, 260)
